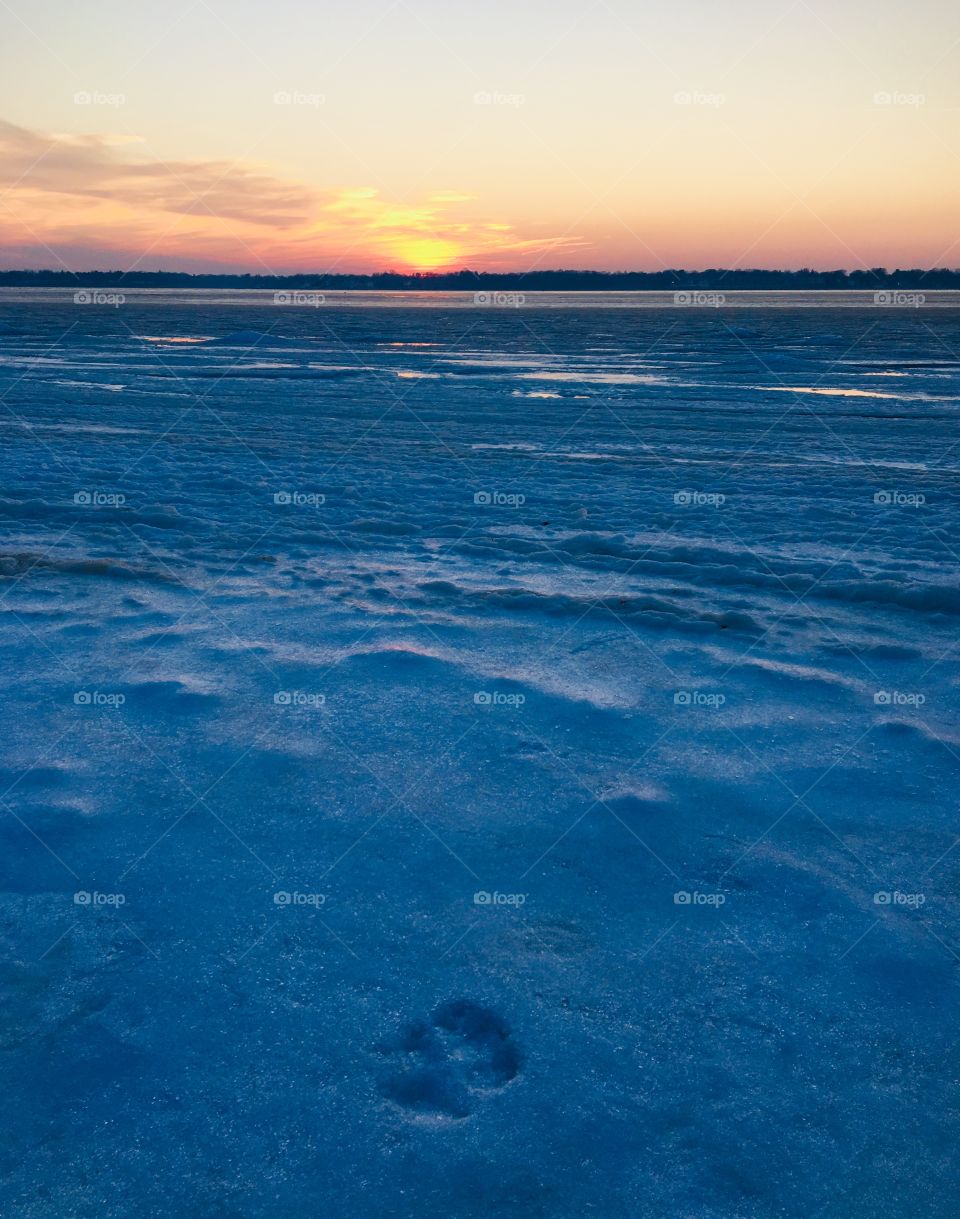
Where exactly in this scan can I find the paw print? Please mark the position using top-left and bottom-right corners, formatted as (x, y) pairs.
(378, 999), (521, 1119)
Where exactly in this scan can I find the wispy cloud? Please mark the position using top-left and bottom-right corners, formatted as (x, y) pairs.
(0, 120), (315, 227)
(0, 120), (586, 271)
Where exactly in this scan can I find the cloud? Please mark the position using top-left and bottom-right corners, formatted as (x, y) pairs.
(0, 120), (314, 227)
(0, 119), (586, 272)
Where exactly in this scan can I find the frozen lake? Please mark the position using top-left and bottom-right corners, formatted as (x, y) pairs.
(1, 292), (958, 1217)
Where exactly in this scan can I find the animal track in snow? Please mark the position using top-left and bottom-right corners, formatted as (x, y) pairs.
(379, 999), (521, 1119)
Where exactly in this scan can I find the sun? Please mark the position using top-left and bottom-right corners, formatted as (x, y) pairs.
(393, 236), (461, 271)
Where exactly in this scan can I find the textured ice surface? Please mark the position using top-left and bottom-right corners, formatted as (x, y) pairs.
(0, 292), (958, 1217)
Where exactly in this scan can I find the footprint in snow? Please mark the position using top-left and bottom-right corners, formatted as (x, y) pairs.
(378, 999), (521, 1119)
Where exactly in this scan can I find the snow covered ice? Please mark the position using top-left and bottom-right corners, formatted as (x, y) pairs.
(0, 289), (958, 1217)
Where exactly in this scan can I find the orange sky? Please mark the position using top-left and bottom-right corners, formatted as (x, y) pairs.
(0, 0), (957, 272)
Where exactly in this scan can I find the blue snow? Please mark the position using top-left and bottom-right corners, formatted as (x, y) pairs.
(0, 289), (958, 1218)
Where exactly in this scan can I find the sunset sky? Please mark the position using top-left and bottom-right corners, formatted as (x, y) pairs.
(0, 0), (957, 273)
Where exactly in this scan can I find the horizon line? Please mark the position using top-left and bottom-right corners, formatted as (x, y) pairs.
(2, 266), (959, 281)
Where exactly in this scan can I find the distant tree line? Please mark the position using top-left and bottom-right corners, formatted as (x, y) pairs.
(1, 267), (958, 290)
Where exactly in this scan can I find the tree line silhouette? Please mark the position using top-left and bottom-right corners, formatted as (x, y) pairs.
(1, 267), (958, 290)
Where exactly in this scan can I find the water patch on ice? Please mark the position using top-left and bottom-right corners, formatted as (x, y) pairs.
(518, 371), (670, 385)
(204, 331), (276, 346)
(757, 385), (910, 400)
(471, 442), (541, 452)
(135, 335), (212, 345)
(52, 379), (125, 392)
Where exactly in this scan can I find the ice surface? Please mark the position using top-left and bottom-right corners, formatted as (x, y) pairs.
(0, 291), (958, 1217)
